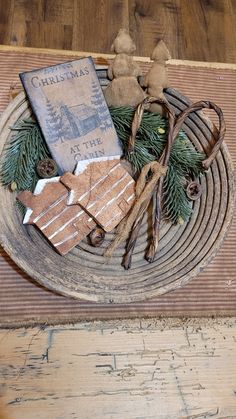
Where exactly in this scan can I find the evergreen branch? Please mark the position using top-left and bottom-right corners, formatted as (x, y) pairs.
(110, 106), (205, 223)
(0, 118), (51, 192)
(163, 164), (192, 224)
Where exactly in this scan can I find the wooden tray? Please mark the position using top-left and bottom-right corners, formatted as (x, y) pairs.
(0, 88), (234, 303)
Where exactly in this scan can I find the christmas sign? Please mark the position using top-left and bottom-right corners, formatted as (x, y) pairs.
(20, 58), (122, 174)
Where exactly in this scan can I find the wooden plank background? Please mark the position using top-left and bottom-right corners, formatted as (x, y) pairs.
(1, 0), (236, 62)
(1, 1), (236, 418)
(1, 318), (236, 418)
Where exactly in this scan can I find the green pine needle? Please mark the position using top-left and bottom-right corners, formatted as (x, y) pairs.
(0, 118), (51, 192)
(163, 165), (192, 224)
(109, 106), (205, 224)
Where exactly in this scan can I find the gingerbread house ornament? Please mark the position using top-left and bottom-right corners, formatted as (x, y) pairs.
(17, 177), (96, 255)
(17, 156), (136, 255)
(61, 156), (136, 232)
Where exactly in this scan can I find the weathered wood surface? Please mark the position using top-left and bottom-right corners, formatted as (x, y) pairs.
(1, 0), (236, 63)
(1, 318), (236, 418)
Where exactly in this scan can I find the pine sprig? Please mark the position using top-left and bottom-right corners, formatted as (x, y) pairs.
(0, 118), (51, 192)
(163, 165), (192, 224)
(110, 106), (205, 224)
(169, 132), (204, 177)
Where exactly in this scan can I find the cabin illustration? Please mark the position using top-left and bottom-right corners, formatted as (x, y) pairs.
(61, 104), (100, 139)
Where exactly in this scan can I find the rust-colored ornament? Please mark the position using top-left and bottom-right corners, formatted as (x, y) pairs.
(88, 227), (105, 247)
(186, 181), (203, 201)
(36, 158), (58, 178)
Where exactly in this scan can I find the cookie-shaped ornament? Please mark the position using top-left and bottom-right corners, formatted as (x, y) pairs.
(61, 157), (136, 232)
(17, 177), (96, 255)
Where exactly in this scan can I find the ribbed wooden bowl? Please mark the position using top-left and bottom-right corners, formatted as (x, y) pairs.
(0, 89), (235, 303)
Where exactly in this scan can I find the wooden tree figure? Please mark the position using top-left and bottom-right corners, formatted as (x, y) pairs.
(141, 40), (171, 114)
(104, 29), (146, 107)
(17, 178), (96, 255)
(61, 157), (136, 232)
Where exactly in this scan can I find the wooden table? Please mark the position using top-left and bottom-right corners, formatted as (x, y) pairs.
(1, 318), (236, 418)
